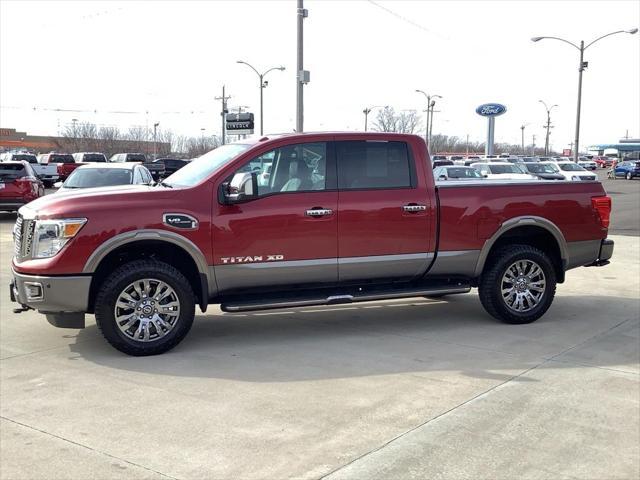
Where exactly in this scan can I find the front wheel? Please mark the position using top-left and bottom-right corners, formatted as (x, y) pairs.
(479, 245), (556, 324)
(626, 172), (633, 180)
(95, 260), (195, 356)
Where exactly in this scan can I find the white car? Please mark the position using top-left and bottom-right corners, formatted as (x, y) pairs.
(471, 162), (538, 180)
(0, 151), (59, 187)
(555, 161), (598, 181)
(577, 157), (598, 171)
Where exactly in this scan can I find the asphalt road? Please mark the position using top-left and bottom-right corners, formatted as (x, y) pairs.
(0, 179), (638, 480)
(597, 169), (640, 236)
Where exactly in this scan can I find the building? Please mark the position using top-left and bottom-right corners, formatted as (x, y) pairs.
(587, 139), (640, 160)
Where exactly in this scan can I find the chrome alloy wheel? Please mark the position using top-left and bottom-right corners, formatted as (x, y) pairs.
(114, 278), (181, 342)
(500, 260), (546, 313)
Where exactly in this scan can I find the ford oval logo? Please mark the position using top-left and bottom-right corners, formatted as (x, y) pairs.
(476, 103), (507, 117)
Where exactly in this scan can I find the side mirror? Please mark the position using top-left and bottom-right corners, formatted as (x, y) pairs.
(54, 181), (63, 188)
(438, 175), (447, 181)
(483, 174), (488, 178)
(222, 171), (259, 204)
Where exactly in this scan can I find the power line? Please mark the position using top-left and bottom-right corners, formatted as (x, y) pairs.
(0, 105), (210, 115)
(366, 0), (448, 40)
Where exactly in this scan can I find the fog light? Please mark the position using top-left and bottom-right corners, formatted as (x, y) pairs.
(24, 282), (43, 301)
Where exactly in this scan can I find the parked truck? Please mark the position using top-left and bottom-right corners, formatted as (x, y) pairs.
(0, 152), (59, 186)
(10, 132), (614, 355)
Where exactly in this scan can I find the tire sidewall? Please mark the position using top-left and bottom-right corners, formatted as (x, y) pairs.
(487, 248), (556, 323)
(96, 263), (195, 355)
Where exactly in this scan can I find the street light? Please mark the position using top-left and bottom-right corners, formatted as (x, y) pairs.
(415, 90), (442, 146)
(531, 28), (638, 162)
(153, 122), (159, 159)
(538, 100), (558, 156)
(520, 123), (530, 154)
(237, 60), (285, 135)
(362, 105), (388, 131)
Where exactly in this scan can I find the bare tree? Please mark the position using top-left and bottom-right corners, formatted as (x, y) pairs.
(372, 107), (422, 134)
(372, 107), (397, 132)
(396, 110), (422, 134)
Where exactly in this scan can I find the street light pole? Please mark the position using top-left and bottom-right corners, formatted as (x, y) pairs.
(531, 28), (638, 162)
(237, 61), (285, 136)
(520, 125), (526, 154)
(429, 100), (436, 146)
(539, 100), (558, 156)
(415, 90), (441, 146)
(153, 122), (159, 159)
(362, 105), (388, 131)
(296, 0), (309, 132)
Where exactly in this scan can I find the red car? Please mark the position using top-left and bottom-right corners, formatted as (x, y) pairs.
(10, 132), (614, 355)
(37, 153), (85, 181)
(593, 156), (615, 168)
(0, 161), (45, 212)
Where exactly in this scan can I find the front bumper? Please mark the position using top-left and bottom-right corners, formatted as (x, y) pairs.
(10, 270), (90, 327)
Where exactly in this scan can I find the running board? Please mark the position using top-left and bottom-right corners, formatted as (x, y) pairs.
(220, 284), (471, 313)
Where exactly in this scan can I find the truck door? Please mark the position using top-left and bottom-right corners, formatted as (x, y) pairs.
(212, 141), (338, 293)
(336, 139), (434, 282)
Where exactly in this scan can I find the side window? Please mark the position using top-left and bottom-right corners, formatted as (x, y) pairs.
(230, 142), (329, 196)
(143, 168), (153, 184)
(133, 167), (143, 184)
(337, 141), (413, 190)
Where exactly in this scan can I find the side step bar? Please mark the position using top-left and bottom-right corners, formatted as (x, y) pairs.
(221, 285), (471, 313)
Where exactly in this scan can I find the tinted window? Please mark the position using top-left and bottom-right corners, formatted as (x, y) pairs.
(526, 163), (558, 173)
(337, 141), (411, 189)
(84, 154), (107, 162)
(64, 168), (133, 188)
(445, 167), (482, 178)
(0, 164), (27, 180)
(488, 164), (521, 174)
(12, 154), (37, 164)
(49, 154), (75, 163)
(127, 154), (146, 162)
(232, 142), (328, 195)
(559, 163), (583, 172)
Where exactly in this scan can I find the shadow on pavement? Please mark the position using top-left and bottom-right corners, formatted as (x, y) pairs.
(67, 293), (640, 382)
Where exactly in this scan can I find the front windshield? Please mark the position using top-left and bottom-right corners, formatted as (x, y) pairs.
(64, 168), (132, 188)
(527, 163), (559, 174)
(164, 144), (251, 186)
(488, 164), (521, 174)
(559, 163), (584, 172)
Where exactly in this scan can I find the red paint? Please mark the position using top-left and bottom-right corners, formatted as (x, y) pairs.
(12, 132), (610, 277)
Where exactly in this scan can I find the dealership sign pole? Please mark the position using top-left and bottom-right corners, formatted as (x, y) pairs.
(476, 103), (507, 156)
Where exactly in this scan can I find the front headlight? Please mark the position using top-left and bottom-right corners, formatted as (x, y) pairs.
(32, 218), (87, 259)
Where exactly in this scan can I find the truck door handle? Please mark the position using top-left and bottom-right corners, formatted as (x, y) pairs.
(402, 204), (427, 213)
(306, 208), (333, 217)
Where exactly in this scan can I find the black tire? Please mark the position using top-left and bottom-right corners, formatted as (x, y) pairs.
(626, 172), (632, 180)
(478, 245), (556, 325)
(95, 260), (195, 356)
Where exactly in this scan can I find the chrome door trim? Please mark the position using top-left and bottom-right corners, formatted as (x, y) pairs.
(338, 252), (433, 282)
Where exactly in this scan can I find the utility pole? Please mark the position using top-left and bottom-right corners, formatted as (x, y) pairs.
(428, 100), (436, 146)
(532, 134), (536, 156)
(363, 108), (371, 131)
(296, 0), (309, 132)
(415, 90), (441, 146)
(539, 100), (558, 156)
(215, 86), (231, 145)
(466, 134), (469, 156)
(520, 125), (526, 154)
(153, 122), (159, 159)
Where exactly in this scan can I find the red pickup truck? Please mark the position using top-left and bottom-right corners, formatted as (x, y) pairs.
(37, 153), (85, 182)
(10, 132), (614, 356)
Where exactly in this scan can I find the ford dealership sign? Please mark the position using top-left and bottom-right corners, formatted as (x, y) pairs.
(476, 103), (507, 117)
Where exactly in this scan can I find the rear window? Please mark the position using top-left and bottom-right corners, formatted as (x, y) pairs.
(12, 154), (37, 164)
(446, 167), (482, 178)
(337, 141), (412, 190)
(84, 154), (107, 162)
(64, 168), (133, 188)
(559, 163), (583, 172)
(0, 164), (27, 179)
(49, 154), (75, 164)
(127, 154), (146, 162)
(488, 164), (521, 174)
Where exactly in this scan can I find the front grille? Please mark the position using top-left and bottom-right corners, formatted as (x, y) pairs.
(13, 215), (35, 260)
(13, 215), (23, 257)
(579, 176), (595, 181)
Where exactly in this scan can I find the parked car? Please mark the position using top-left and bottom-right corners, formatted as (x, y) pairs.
(449, 155), (465, 165)
(555, 161), (597, 181)
(38, 153), (82, 182)
(153, 158), (189, 177)
(431, 155), (447, 161)
(73, 152), (108, 163)
(0, 152), (59, 187)
(109, 153), (165, 180)
(522, 162), (565, 180)
(471, 162), (538, 180)
(463, 155), (482, 166)
(613, 160), (640, 180)
(0, 161), (44, 212)
(432, 159), (454, 168)
(10, 132), (614, 355)
(593, 156), (614, 168)
(577, 157), (598, 171)
(434, 166), (483, 180)
(56, 163), (155, 192)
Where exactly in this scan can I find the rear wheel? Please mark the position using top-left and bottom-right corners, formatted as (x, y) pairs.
(95, 260), (195, 356)
(479, 245), (556, 324)
(626, 172), (633, 180)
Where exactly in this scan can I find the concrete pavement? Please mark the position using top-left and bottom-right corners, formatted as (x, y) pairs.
(0, 213), (638, 479)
